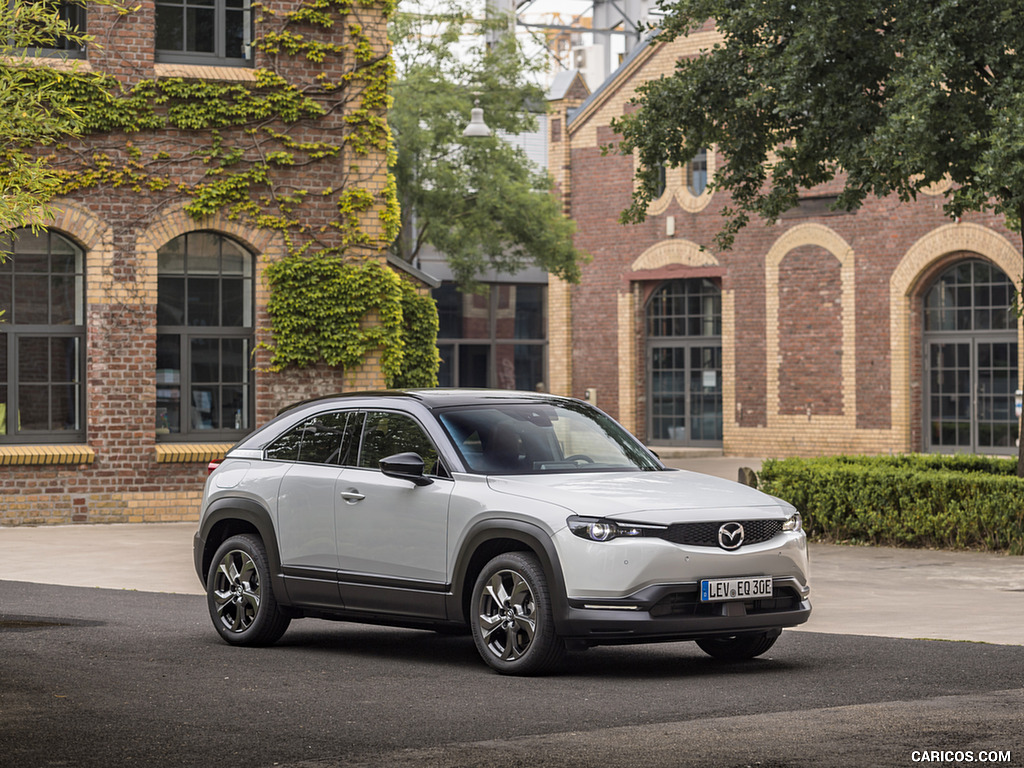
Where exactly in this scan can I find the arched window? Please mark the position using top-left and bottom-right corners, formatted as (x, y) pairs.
(156, 232), (254, 439)
(0, 228), (85, 442)
(646, 278), (722, 445)
(923, 259), (1017, 453)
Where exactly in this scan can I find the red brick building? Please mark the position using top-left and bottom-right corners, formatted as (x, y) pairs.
(1, 0), (403, 524)
(546, 31), (1024, 458)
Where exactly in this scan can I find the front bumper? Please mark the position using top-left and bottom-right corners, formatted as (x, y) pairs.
(555, 576), (811, 644)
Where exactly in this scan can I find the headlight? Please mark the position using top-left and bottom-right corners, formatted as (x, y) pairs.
(783, 513), (803, 532)
(567, 516), (654, 542)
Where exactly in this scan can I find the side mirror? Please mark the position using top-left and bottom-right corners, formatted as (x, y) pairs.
(379, 452), (434, 486)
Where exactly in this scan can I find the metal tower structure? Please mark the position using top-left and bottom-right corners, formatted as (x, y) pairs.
(487, 0), (656, 90)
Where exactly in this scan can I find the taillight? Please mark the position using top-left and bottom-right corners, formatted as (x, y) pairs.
(208, 458), (224, 475)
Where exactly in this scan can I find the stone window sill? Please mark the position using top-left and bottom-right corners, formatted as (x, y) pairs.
(154, 63), (258, 82)
(0, 445), (95, 466)
(154, 443), (235, 464)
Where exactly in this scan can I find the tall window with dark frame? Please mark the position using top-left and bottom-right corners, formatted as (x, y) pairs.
(923, 258), (1018, 454)
(653, 163), (667, 199)
(646, 278), (722, 445)
(0, 228), (86, 443)
(156, 232), (254, 440)
(155, 0), (252, 65)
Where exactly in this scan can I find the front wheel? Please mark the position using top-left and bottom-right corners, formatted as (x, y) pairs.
(696, 629), (780, 661)
(470, 552), (564, 675)
(206, 533), (290, 646)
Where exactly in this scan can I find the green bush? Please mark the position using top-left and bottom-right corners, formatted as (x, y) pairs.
(758, 455), (1024, 554)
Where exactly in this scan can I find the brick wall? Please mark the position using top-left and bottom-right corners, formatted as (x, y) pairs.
(0, 0), (394, 525)
(778, 245), (843, 417)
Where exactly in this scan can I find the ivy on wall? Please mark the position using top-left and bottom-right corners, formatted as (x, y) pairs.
(264, 256), (438, 387)
(393, 278), (441, 388)
(15, 0), (436, 384)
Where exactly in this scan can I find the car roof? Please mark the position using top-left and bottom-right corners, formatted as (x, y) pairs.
(277, 388), (577, 415)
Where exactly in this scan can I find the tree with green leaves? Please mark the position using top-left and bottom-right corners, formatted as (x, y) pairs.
(389, 2), (585, 290)
(0, 0), (97, 237)
(614, 0), (1024, 473)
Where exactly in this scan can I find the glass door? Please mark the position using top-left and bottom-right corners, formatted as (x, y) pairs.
(646, 279), (723, 447)
(926, 340), (1018, 454)
(649, 342), (722, 445)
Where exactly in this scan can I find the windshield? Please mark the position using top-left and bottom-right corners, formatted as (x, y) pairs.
(437, 401), (663, 474)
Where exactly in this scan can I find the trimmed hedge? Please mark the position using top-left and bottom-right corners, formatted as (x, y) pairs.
(758, 455), (1024, 554)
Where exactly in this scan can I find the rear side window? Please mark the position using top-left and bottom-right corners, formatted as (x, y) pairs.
(265, 411), (362, 465)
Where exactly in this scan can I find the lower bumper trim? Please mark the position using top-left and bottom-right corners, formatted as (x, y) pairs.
(558, 578), (811, 644)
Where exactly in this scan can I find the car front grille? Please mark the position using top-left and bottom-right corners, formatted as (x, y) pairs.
(657, 519), (784, 548)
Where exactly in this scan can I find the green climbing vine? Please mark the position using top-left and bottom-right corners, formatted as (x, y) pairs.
(11, 0), (436, 384)
(264, 256), (439, 387)
(393, 279), (441, 388)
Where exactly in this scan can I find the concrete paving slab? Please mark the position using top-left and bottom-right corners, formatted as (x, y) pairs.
(806, 542), (1024, 645)
(0, 522), (203, 596)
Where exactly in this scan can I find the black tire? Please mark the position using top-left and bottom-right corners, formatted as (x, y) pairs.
(470, 552), (564, 675)
(696, 630), (780, 661)
(206, 533), (291, 646)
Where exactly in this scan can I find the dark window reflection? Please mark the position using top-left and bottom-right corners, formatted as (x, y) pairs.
(430, 282), (546, 390)
(358, 411), (438, 474)
(155, 0), (251, 62)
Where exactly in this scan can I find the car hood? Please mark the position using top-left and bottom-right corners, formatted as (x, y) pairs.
(485, 469), (793, 524)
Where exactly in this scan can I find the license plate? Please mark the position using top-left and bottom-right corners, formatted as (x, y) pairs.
(700, 576), (773, 602)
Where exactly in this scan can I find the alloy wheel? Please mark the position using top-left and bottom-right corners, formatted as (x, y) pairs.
(212, 548), (261, 634)
(476, 568), (537, 661)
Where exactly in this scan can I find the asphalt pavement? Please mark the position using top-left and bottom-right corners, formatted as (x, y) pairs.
(1, 453), (1022, 646)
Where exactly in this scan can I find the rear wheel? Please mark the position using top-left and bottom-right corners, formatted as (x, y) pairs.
(470, 552), (564, 675)
(696, 629), (780, 661)
(206, 533), (290, 646)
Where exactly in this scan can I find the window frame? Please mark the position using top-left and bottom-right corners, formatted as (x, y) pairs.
(154, 0), (254, 67)
(0, 228), (87, 444)
(922, 258), (1018, 455)
(645, 278), (724, 447)
(264, 410), (364, 466)
(686, 148), (709, 197)
(155, 231), (255, 442)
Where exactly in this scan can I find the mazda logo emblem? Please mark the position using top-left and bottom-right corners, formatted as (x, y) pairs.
(718, 522), (745, 550)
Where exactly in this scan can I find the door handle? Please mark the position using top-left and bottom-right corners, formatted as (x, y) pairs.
(340, 489), (365, 503)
